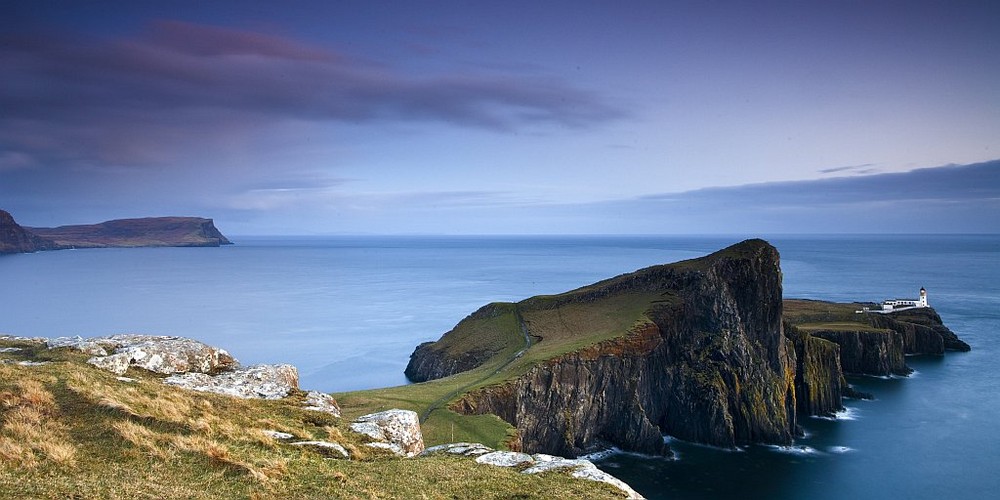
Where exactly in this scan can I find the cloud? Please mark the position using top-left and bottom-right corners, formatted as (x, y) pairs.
(616, 160), (1000, 233)
(0, 20), (624, 170)
(818, 163), (877, 175)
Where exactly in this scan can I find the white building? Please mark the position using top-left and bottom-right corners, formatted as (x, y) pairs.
(857, 288), (928, 313)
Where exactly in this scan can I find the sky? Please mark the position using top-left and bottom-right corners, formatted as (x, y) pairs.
(1, 0), (998, 234)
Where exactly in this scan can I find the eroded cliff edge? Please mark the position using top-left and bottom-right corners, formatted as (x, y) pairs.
(28, 216), (232, 248)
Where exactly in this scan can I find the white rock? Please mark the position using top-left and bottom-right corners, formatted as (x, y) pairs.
(302, 391), (341, 417)
(349, 421), (385, 441)
(163, 364), (299, 399)
(16, 361), (48, 366)
(81, 335), (237, 376)
(116, 376), (138, 383)
(262, 430), (295, 440)
(365, 442), (406, 456)
(0, 347), (23, 353)
(475, 451), (535, 467)
(571, 465), (645, 499)
(48, 336), (108, 356)
(290, 440), (349, 458)
(351, 409), (424, 457)
(523, 454), (644, 499)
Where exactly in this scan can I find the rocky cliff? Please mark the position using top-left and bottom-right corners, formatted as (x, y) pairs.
(28, 216), (232, 248)
(0, 209), (58, 254)
(784, 299), (969, 377)
(413, 239), (800, 456)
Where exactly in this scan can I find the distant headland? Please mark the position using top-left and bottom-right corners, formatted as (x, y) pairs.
(0, 209), (231, 254)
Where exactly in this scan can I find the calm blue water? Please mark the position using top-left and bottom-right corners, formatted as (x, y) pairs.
(1, 235), (997, 499)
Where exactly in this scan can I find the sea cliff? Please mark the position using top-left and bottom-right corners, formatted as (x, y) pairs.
(410, 239), (799, 456)
(405, 239), (969, 458)
(28, 216), (232, 248)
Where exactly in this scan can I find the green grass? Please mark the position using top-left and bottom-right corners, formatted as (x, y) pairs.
(0, 339), (626, 499)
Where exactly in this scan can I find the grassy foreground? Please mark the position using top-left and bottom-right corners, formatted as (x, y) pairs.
(0, 340), (625, 499)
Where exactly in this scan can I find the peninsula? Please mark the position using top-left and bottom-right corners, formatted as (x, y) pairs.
(0, 209), (231, 253)
(337, 239), (968, 459)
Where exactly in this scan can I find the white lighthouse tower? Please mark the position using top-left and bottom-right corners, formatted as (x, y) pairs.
(918, 287), (928, 307)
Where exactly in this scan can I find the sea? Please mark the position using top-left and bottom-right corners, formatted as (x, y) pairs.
(1, 234), (997, 499)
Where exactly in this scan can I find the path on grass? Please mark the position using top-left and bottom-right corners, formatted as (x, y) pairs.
(419, 305), (533, 423)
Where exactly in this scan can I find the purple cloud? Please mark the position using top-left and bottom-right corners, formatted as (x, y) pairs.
(0, 20), (624, 169)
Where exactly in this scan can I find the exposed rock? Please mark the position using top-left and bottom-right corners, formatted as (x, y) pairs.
(475, 451), (534, 467)
(448, 240), (796, 456)
(115, 377), (138, 383)
(71, 334), (237, 376)
(290, 440), (349, 458)
(873, 308), (971, 352)
(302, 390), (341, 416)
(422, 442), (643, 498)
(163, 364), (299, 399)
(262, 430), (295, 440)
(422, 442), (494, 456)
(48, 336), (109, 356)
(786, 323), (845, 416)
(0, 347), (23, 353)
(350, 409), (424, 457)
(0, 209), (58, 254)
(809, 328), (910, 376)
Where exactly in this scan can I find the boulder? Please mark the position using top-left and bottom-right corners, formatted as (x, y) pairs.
(475, 451), (534, 467)
(70, 334), (237, 376)
(350, 409), (424, 457)
(421, 442), (493, 456)
(302, 391), (341, 417)
(524, 454), (644, 499)
(290, 440), (349, 458)
(163, 364), (299, 399)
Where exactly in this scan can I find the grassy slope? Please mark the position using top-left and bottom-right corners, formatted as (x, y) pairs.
(0, 340), (624, 499)
(337, 277), (665, 450)
(783, 299), (888, 333)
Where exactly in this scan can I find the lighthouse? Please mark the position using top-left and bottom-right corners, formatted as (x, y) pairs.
(918, 287), (928, 307)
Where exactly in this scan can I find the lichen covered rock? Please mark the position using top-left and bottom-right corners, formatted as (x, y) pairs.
(350, 409), (424, 457)
(163, 364), (299, 399)
(61, 334), (237, 376)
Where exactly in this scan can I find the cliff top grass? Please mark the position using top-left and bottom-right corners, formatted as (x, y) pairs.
(0, 339), (626, 499)
(783, 299), (887, 333)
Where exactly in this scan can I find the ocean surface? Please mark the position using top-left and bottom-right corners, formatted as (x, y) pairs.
(1, 235), (997, 499)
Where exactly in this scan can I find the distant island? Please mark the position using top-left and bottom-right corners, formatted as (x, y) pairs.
(0, 209), (231, 254)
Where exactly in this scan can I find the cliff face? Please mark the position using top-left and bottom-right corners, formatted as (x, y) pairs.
(809, 329), (910, 376)
(786, 324), (846, 416)
(446, 240), (798, 456)
(27, 216), (232, 248)
(783, 300), (969, 377)
(0, 209), (58, 254)
(871, 308), (970, 353)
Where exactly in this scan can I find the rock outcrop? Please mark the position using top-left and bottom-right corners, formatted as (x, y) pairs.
(423, 240), (798, 456)
(49, 334), (238, 376)
(422, 442), (644, 499)
(164, 364), (299, 400)
(786, 323), (846, 416)
(350, 409), (424, 457)
(808, 328), (910, 376)
(28, 216), (232, 248)
(0, 209), (58, 254)
(784, 300), (969, 377)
